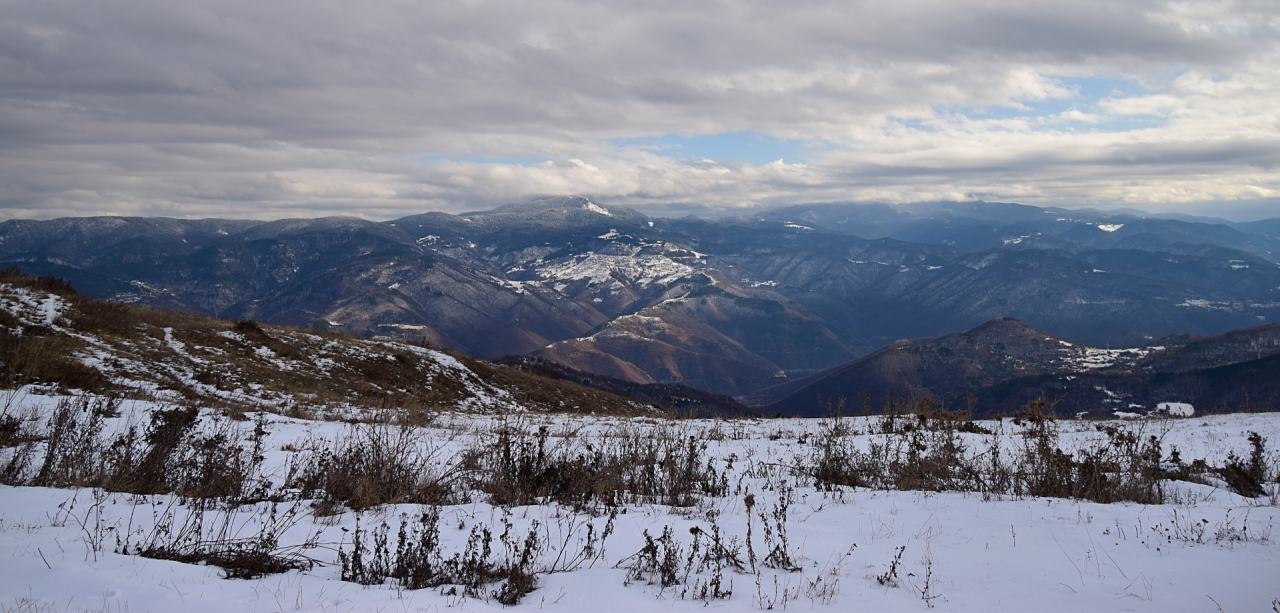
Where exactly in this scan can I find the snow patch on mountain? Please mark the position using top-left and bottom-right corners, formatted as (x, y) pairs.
(1177, 299), (1233, 311)
(1059, 345), (1161, 371)
(583, 200), (611, 216)
(535, 253), (698, 289)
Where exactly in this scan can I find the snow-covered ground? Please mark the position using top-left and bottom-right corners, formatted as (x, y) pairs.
(2, 391), (1278, 612)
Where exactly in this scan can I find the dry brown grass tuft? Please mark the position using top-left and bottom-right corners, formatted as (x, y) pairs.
(466, 420), (728, 509)
(284, 423), (463, 510)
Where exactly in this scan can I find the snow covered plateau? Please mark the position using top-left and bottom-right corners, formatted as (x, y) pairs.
(1, 389), (1277, 612)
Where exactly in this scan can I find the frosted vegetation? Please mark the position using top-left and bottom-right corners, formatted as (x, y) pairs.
(1, 388), (1277, 612)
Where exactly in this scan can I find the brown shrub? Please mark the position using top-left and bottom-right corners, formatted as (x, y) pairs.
(468, 421), (728, 508)
(284, 423), (462, 510)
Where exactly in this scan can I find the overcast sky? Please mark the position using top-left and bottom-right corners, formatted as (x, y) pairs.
(2, 0), (1278, 221)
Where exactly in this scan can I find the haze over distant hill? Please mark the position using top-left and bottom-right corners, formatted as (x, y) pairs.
(3, 197), (1278, 401)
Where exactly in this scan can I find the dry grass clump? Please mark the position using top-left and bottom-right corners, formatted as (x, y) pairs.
(284, 423), (463, 510)
(466, 420), (728, 509)
(809, 400), (984, 493)
(0, 327), (109, 391)
(341, 509), (497, 595)
(803, 397), (1231, 504)
(1, 395), (270, 502)
(1013, 402), (1167, 503)
(0, 411), (31, 448)
(119, 500), (318, 580)
(338, 507), (613, 605)
(1216, 432), (1272, 497)
(615, 510), (753, 602)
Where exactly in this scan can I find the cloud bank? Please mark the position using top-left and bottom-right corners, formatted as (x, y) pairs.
(1, 0), (1277, 220)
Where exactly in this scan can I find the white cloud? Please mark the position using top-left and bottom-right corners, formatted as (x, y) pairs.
(0, 0), (1276, 220)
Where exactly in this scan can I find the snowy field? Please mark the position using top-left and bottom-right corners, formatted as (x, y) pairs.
(1, 390), (1278, 612)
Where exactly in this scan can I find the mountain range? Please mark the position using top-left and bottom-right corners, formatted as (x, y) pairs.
(759, 317), (1280, 417)
(2, 196), (1278, 405)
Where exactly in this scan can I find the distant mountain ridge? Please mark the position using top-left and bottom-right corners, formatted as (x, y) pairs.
(763, 318), (1280, 417)
(760, 201), (1280, 262)
(3, 197), (1279, 400)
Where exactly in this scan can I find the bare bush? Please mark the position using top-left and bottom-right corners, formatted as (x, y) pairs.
(617, 510), (761, 603)
(805, 398), (1176, 504)
(285, 423), (463, 510)
(29, 395), (117, 488)
(467, 421), (728, 509)
(3, 397), (269, 503)
(619, 525), (683, 589)
(338, 507), (611, 605)
(1012, 401), (1166, 504)
(119, 501), (319, 580)
(1217, 432), (1269, 497)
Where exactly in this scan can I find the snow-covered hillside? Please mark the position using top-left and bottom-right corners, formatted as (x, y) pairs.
(2, 391), (1277, 612)
(0, 277), (654, 418)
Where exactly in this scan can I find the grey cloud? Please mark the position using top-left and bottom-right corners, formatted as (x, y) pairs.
(0, 0), (1277, 219)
